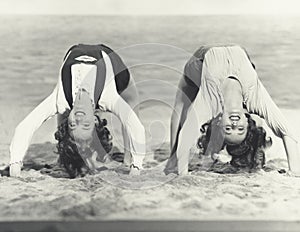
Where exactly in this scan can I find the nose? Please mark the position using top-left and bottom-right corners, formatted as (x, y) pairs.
(231, 121), (238, 127)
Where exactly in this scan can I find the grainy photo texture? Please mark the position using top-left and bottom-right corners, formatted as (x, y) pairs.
(0, 0), (300, 231)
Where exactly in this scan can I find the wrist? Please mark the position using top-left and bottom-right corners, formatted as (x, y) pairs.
(9, 161), (23, 167)
(289, 165), (300, 174)
(286, 170), (300, 177)
(130, 164), (140, 170)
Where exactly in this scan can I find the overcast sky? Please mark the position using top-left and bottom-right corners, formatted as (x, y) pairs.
(0, 0), (300, 15)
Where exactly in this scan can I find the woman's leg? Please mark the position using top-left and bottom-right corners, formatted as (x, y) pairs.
(166, 54), (204, 174)
(170, 78), (199, 149)
(165, 76), (199, 174)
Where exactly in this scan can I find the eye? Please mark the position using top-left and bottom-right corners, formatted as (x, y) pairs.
(69, 122), (76, 128)
(224, 126), (231, 133)
(238, 127), (244, 131)
(83, 123), (90, 127)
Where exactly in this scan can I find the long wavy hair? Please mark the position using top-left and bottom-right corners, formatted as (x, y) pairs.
(54, 110), (113, 178)
(197, 113), (272, 169)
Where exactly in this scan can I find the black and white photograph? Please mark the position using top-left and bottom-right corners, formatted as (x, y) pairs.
(0, 0), (300, 231)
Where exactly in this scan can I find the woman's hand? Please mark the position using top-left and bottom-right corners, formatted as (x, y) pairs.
(212, 149), (232, 163)
(129, 164), (140, 175)
(9, 162), (22, 177)
(286, 170), (300, 177)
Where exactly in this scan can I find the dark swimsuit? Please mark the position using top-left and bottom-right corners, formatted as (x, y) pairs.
(61, 44), (130, 109)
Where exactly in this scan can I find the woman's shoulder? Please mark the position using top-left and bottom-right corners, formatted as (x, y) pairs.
(249, 113), (264, 127)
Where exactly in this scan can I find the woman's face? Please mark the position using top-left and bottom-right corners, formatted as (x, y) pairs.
(68, 89), (96, 150)
(221, 111), (248, 145)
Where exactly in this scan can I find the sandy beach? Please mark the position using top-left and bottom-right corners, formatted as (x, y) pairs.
(1, 108), (300, 222)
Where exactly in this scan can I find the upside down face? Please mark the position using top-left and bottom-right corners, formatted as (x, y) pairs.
(221, 111), (248, 145)
(68, 89), (98, 151)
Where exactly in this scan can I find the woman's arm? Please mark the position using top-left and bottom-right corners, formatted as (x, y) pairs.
(109, 96), (146, 170)
(100, 90), (146, 174)
(174, 90), (213, 175)
(9, 88), (58, 177)
(99, 50), (146, 173)
(170, 56), (201, 150)
(248, 79), (300, 174)
(283, 135), (300, 174)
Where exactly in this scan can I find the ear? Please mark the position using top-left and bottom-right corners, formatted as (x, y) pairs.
(94, 115), (99, 126)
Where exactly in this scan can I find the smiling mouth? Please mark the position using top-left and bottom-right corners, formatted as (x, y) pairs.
(229, 115), (240, 121)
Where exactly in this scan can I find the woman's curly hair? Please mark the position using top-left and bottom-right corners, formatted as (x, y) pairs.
(54, 110), (113, 178)
(197, 113), (272, 169)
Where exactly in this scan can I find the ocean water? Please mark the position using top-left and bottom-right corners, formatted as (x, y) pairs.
(0, 15), (300, 109)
